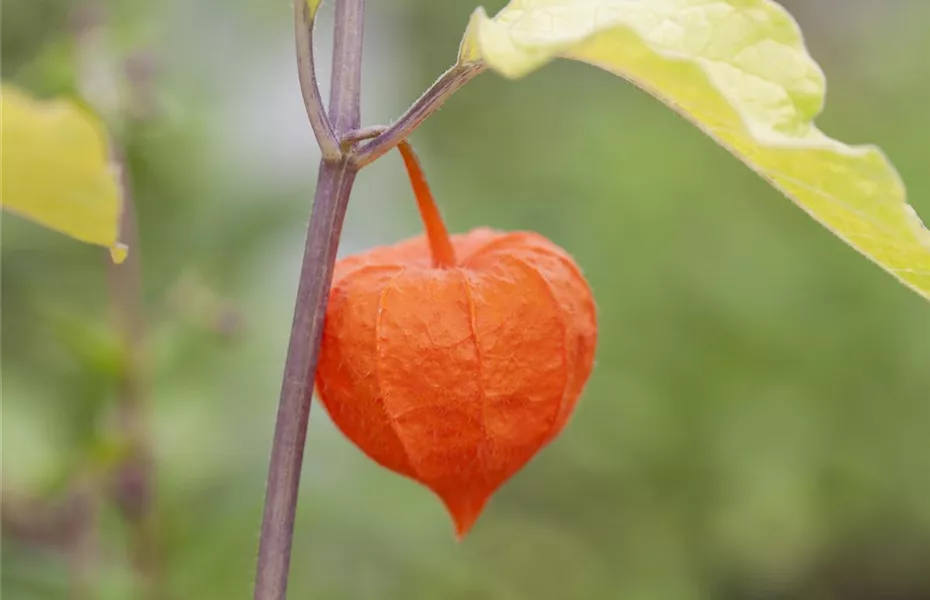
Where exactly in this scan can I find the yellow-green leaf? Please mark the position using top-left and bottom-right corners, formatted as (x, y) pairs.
(1, 84), (125, 262)
(458, 0), (930, 301)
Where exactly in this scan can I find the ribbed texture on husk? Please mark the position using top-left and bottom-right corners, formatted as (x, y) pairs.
(317, 227), (597, 537)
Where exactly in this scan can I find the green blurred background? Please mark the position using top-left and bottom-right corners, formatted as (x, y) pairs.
(3, 0), (930, 598)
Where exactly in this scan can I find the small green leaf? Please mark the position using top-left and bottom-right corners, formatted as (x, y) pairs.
(1, 84), (126, 262)
(458, 0), (930, 301)
(307, 0), (321, 16)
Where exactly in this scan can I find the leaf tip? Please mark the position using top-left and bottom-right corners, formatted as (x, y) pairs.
(109, 243), (129, 264)
(457, 7), (491, 66)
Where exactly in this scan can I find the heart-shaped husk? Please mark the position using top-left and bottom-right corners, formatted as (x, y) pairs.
(316, 142), (597, 538)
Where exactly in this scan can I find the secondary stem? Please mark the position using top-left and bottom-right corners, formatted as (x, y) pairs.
(253, 1), (364, 599)
(295, 0), (339, 158)
(397, 141), (456, 268)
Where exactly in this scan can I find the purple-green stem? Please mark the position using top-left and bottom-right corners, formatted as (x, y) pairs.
(253, 2), (484, 598)
(252, 1), (363, 599)
(295, 0), (340, 158)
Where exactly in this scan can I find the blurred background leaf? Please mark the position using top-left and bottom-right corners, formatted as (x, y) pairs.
(0, 85), (124, 257)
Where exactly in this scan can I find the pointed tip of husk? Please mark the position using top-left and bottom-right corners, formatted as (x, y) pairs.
(452, 512), (479, 542)
(439, 490), (491, 541)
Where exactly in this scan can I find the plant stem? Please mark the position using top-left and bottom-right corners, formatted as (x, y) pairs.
(397, 141), (456, 268)
(352, 62), (485, 167)
(295, 0), (340, 159)
(253, 164), (357, 600)
(328, 0), (365, 137)
(253, 1), (364, 599)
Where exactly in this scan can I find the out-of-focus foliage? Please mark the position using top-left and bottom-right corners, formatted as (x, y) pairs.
(3, 1), (930, 599)
(1, 85), (125, 261)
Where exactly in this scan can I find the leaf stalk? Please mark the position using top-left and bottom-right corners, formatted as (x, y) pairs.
(295, 0), (341, 159)
(351, 62), (485, 167)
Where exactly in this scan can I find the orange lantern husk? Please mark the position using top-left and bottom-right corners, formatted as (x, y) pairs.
(316, 142), (597, 538)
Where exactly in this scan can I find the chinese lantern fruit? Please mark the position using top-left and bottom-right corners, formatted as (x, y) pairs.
(316, 142), (597, 538)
